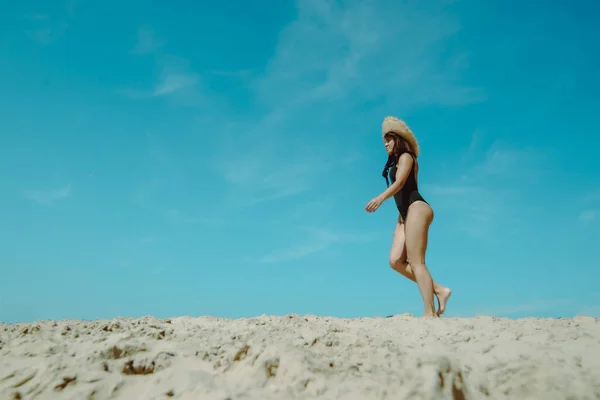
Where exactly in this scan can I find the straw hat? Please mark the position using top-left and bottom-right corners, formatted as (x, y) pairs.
(381, 116), (420, 157)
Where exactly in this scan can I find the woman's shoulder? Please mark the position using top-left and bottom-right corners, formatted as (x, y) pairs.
(398, 152), (416, 164)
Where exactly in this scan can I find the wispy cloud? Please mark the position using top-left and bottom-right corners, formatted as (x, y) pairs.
(24, 12), (68, 45)
(166, 209), (221, 225)
(130, 133), (223, 225)
(424, 185), (512, 238)
(582, 189), (600, 205)
(217, 146), (333, 207)
(130, 26), (164, 55)
(578, 190), (600, 223)
(207, 69), (254, 78)
(24, 184), (71, 205)
(578, 210), (596, 223)
(475, 146), (551, 184)
(119, 73), (199, 99)
(154, 73), (198, 96)
(459, 129), (486, 163)
(148, 267), (163, 276)
(118, 235), (156, 248)
(26, 14), (50, 21)
(250, 0), (485, 111)
(213, 0), (485, 207)
(258, 243), (330, 264)
(121, 39), (200, 102)
(257, 227), (379, 264)
(424, 140), (553, 238)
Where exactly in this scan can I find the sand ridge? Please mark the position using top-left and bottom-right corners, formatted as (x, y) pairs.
(1, 314), (599, 399)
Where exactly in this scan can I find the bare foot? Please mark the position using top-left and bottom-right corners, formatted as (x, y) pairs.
(435, 287), (452, 316)
(421, 312), (438, 318)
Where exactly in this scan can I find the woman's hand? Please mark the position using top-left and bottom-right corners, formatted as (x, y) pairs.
(365, 195), (384, 213)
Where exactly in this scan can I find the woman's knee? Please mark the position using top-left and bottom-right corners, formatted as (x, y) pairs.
(389, 256), (408, 271)
(405, 253), (425, 266)
(409, 262), (428, 275)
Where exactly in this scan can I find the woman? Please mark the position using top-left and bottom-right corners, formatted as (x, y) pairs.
(365, 116), (451, 317)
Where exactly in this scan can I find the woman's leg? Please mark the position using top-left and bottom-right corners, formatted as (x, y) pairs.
(404, 201), (437, 317)
(389, 215), (409, 272)
(389, 215), (452, 315)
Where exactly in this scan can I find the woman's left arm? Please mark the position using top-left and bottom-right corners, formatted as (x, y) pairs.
(365, 153), (413, 212)
(377, 153), (413, 201)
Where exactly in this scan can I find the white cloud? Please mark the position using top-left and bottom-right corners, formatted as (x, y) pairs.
(250, 0), (484, 111)
(213, 0), (483, 207)
(258, 242), (329, 264)
(24, 12), (68, 45)
(119, 72), (199, 99)
(166, 209), (221, 225)
(129, 133), (224, 226)
(217, 146), (333, 207)
(153, 73), (198, 96)
(26, 14), (50, 20)
(424, 182), (511, 238)
(578, 210), (596, 223)
(24, 184), (71, 205)
(484, 143), (553, 178)
(422, 184), (484, 197)
(463, 129), (485, 160)
(138, 236), (155, 244)
(582, 190), (600, 205)
(121, 46), (200, 102)
(423, 140), (554, 238)
(464, 142), (554, 184)
(257, 227), (379, 264)
(130, 26), (164, 55)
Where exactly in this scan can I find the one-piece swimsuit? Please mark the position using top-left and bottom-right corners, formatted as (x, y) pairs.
(388, 152), (428, 221)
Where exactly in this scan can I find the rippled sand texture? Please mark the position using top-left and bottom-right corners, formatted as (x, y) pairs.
(1, 314), (599, 399)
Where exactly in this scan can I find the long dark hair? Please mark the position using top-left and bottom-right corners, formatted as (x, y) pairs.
(381, 133), (414, 187)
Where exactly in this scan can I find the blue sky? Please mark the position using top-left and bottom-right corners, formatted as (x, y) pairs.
(1, 0), (599, 323)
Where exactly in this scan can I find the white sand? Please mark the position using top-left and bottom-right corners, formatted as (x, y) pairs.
(1, 314), (599, 399)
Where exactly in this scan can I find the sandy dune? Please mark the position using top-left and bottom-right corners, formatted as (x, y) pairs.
(1, 314), (599, 399)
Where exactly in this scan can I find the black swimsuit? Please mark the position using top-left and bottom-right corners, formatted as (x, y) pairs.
(388, 153), (428, 221)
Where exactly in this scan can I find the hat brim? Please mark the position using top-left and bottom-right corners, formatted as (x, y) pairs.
(382, 117), (420, 157)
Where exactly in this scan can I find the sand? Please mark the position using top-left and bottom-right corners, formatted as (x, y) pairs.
(1, 314), (599, 399)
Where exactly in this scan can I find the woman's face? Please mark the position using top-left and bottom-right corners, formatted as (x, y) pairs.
(383, 134), (395, 155)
